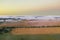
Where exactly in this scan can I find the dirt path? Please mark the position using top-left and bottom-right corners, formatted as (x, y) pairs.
(11, 27), (60, 35)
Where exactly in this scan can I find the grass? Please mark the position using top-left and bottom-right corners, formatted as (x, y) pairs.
(0, 33), (60, 40)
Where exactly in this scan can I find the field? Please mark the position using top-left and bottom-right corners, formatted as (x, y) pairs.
(0, 20), (60, 40)
(0, 27), (60, 40)
(11, 27), (60, 34)
(0, 33), (60, 40)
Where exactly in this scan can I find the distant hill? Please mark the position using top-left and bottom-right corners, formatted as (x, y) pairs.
(0, 16), (60, 26)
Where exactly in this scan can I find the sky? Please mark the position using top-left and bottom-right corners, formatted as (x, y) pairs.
(0, 0), (60, 15)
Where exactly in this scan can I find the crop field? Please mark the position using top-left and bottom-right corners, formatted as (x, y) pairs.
(11, 27), (60, 35)
(0, 33), (60, 40)
(0, 27), (60, 40)
(1, 20), (60, 40)
(1, 27), (59, 40)
(1, 26), (60, 40)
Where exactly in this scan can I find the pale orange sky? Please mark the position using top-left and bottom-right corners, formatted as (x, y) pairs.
(0, 0), (60, 15)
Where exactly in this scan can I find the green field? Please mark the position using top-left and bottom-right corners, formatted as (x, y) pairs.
(0, 33), (60, 40)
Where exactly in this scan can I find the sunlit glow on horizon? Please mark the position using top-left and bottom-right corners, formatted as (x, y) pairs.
(0, 0), (60, 15)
